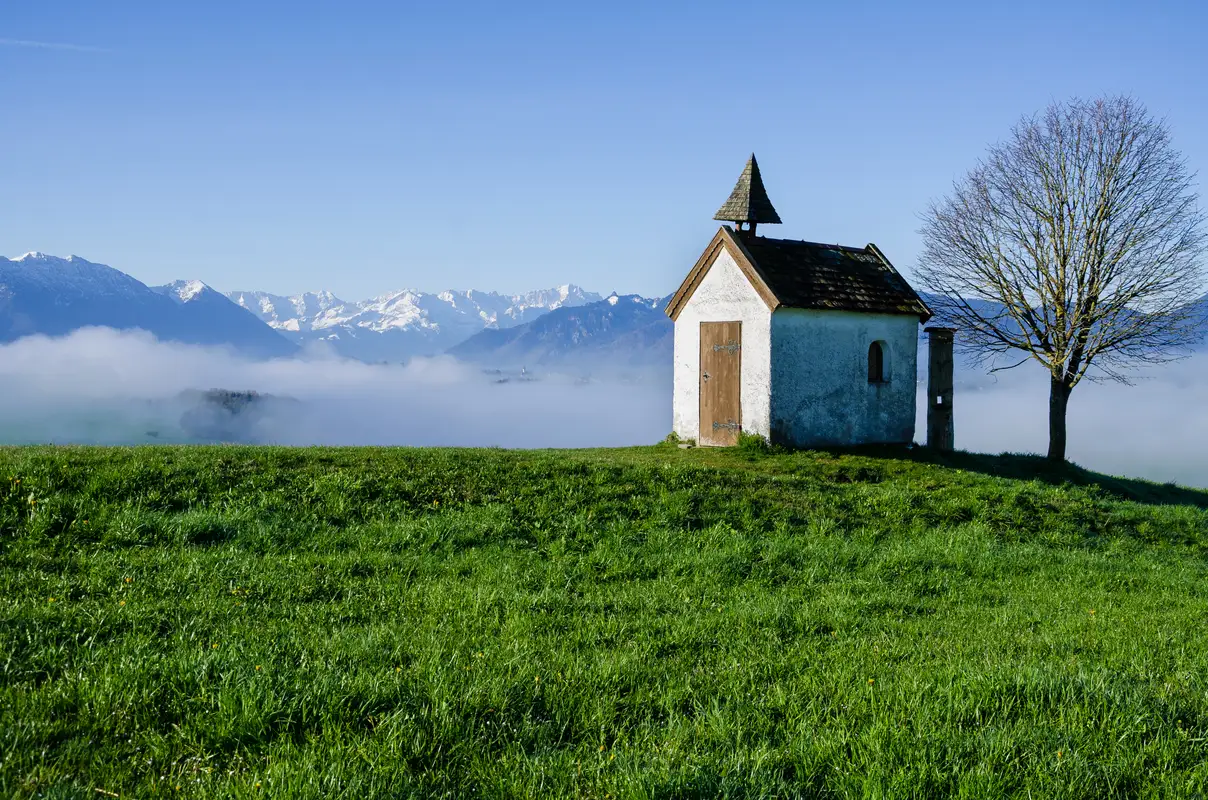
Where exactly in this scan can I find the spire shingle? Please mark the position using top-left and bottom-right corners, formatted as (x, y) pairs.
(713, 154), (782, 225)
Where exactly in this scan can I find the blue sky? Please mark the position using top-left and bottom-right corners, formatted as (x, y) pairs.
(1, 0), (1205, 299)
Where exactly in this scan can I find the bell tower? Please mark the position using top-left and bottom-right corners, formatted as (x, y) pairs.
(713, 153), (782, 238)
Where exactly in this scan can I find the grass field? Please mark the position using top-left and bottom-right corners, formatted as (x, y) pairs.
(3, 443), (1208, 799)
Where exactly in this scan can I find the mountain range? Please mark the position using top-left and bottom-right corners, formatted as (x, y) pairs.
(225, 284), (606, 361)
(4, 252), (1204, 376)
(0, 253), (296, 358)
(449, 293), (673, 372)
(0, 252), (660, 366)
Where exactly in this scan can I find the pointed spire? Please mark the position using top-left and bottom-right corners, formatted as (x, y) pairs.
(713, 154), (782, 228)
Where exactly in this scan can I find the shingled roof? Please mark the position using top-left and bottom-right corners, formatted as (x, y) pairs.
(714, 154), (782, 225)
(665, 226), (932, 321)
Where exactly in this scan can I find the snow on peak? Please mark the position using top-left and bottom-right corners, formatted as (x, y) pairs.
(223, 283), (612, 356)
(7, 251), (91, 264)
(2, 251), (153, 299)
(10, 251), (62, 263)
(156, 279), (210, 304)
(224, 290), (346, 332)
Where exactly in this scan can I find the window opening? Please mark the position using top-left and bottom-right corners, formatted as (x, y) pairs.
(868, 341), (886, 383)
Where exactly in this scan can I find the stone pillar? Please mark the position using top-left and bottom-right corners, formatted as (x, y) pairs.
(925, 327), (955, 451)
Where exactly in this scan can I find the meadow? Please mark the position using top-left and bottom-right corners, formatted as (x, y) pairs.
(2, 443), (1208, 799)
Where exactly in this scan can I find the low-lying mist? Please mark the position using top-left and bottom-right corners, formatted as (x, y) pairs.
(0, 328), (671, 449)
(924, 355), (1208, 489)
(1, 328), (1205, 489)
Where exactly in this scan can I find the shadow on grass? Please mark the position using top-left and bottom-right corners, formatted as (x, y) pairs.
(655, 440), (1208, 508)
(884, 446), (1208, 510)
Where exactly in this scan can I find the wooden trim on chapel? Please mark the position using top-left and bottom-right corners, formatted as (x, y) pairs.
(664, 226), (781, 321)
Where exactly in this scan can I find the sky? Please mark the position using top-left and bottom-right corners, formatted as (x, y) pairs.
(1, 0), (1206, 300)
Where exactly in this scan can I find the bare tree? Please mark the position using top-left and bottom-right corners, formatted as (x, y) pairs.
(918, 96), (1207, 461)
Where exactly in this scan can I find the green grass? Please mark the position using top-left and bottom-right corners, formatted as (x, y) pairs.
(3, 444), (1208, 799)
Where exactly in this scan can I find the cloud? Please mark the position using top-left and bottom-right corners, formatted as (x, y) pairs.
(0, 38), (109, 53)
(0, 328), (670, 449)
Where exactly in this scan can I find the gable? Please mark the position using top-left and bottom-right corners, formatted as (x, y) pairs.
(664, 227), (778, 321)
(683, 245), (772, 318)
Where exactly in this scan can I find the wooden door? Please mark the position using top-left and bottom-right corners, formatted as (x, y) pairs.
(699, 321), (742, 446)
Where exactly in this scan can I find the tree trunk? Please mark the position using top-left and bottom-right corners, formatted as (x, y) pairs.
(1047, 378), (1072, 462)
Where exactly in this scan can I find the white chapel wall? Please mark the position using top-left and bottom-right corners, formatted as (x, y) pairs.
(769, 309), (918, 446)
(672, 249), (772, 441)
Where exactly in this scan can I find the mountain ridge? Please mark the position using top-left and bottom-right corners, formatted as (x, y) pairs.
(6, 251), (1204, 369)
(448, 292), (673, 373)
(225, 283), (605, 361)
(0, 251), (616, 362)
(0, 253), (295, 357)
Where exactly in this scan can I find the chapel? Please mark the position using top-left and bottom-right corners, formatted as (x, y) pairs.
(665, 155), (934, 447)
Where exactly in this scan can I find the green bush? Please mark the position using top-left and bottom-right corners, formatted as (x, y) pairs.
(737, 430), (781, 454)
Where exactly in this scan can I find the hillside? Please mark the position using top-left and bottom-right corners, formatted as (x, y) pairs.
(3, 445), (1207, 797)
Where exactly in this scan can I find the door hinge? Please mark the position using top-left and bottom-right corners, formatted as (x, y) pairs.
(712, 421), (740, 431)
(713, 341), (740, 354)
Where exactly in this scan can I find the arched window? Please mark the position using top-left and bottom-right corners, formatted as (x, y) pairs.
(868, 341), (886, 383)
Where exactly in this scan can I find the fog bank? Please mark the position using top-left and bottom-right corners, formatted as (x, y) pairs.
(0, 328), (670, 449)
(919, 356), (1208, 488)
(1, 328), (1205, 489)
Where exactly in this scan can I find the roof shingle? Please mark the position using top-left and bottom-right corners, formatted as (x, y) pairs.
(664, 227), (932, 322)
(738, 235), (931, 319)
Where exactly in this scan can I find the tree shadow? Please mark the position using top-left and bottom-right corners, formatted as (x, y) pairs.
(883, 446), (1208, 510)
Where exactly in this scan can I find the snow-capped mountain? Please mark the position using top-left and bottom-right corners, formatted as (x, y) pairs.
(0, 253), (295, 357)
(226, 284), (603, 361)
(224, 290), (346, 333)
(156, 279), (211, 304)
(0, 251), (610, 363)
(148, 280), (298, 357)
(448, 292), (673, 372)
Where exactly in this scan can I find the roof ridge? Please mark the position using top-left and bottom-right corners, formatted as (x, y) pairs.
(751, 236), (871, 251)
